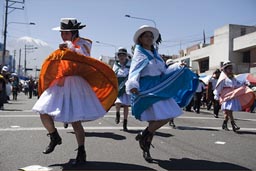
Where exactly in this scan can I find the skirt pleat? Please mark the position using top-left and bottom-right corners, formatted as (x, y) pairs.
(32, 76), (106, 123)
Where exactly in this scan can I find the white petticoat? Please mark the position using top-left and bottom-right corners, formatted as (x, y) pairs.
(32, 76), (106, 123)
(140, 98), (183, 121)
(115, 93), (131, 106)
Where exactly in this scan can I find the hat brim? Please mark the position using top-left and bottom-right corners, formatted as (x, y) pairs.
(52, 26), (86, 31)
(133, 25), (159, 44)
(116, 52), (128, 56)
(221, 63), (233, 70)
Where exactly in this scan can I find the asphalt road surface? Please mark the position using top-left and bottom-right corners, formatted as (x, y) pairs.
(0, 93), (255, 171)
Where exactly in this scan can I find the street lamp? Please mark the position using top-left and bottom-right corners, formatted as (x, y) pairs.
(8, 22), (36, 25)
(96, 41), (118, 61)
(95, 41), (117, 51)
(125, 14), (156, 28)
(125, 14), (161, 49)
(2, 21), (35, 65)
(95, 41), (117, 53)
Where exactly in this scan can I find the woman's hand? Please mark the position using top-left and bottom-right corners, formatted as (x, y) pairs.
(130, 88), (139, 95)
(180, 61), (187, 67)
(59, 42), (68, 50)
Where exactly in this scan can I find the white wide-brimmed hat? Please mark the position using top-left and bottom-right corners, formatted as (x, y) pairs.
(133, 25), (159, 44)
(52, 18), (86, 31)
(2, 66), (8, 72)
(116, 47), (128, 56)
(221, 61), (232, 70)
(166, 59), (176, 66)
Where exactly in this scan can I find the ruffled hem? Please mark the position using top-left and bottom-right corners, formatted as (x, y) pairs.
(32, 76), (106, 122)
(140, 98), (183, 121)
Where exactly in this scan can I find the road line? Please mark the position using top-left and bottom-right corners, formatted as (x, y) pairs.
(1, 115), (256, 122)
(0, 115), (39, 117)
(0, 126), (256, 132)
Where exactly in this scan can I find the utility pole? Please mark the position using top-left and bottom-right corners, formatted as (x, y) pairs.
(2, 0), (25, 65)
(12, 49), (16, 72)
(18, 48), (21, 76)
(24, 44), (37, 76)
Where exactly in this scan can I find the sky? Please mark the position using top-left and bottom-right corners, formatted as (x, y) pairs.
(1, 0), (256, 62)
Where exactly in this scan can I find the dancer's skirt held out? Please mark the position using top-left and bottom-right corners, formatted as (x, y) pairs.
(33, 49), (118, 122)
(131, 67), (199, 120)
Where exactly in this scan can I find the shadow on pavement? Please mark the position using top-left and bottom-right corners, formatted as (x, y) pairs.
(125, 129), (173, 138)
(1, 108), (23, 111)
(153, 157), (250, 170)
(67, 131), (126, 140)
(236, 131), (256, 135)
(176, 126), (219, 131)
(49, 160), (156, 170)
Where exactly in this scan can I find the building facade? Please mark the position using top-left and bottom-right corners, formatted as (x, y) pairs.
(174, 24), (256, 75)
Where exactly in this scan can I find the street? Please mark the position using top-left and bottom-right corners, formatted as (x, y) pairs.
(0, 93), (256, 171)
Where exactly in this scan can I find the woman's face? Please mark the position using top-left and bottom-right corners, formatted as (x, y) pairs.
(117, 53), (127, 64)
(61, 31), (72, 41)
(138, 31), (154, 48)
(224, 66), (233, 77)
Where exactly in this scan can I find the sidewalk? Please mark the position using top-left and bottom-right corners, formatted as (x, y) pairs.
(1, 92), (37, 112)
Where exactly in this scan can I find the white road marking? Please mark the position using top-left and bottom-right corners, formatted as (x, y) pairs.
(215, 141), (226, 145)
(0, 126), (256, 132)
(1, 114), (256, 122)
(10, 125), (20, 128)
(0, 115), (38, 117)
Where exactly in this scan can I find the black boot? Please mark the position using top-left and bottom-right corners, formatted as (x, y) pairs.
(143, 133), (154, 163)
(64, 123), (68, 129)
(115, 112), (120, 124)
(231, 121), (240, 132)
(169, 120), (176, 129)
(135, 127), (154, 162)
(73, 145), (86, 165)
(222, 120), (229, 131)
(123, 119), (128, 131)
(43, 129), (62, 154)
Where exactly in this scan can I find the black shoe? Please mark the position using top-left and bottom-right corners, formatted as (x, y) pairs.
(214, 114), (219, 118)
(64, 123), (68, 129)
(143, 148), (153, 163)
(115, 112), (120, 124)
(123, 119), (128, 131)
(231, 121), (240, 132)
(222, 120), (230, 131)
(73, 145), (86, 165)
(143, 136), (154, 163)
(43, 130), (62, 154)
(135, 128), (154, 162)
(169, 120), (176, 129)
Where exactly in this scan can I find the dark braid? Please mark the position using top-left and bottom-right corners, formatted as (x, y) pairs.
(71, 31), (79, 41)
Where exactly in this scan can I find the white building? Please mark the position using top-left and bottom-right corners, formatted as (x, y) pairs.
(99, 55), (115, 67)
(175, 24), (256, 75)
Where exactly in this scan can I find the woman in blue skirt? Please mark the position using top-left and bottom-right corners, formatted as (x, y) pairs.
(126, 25), (198, 162)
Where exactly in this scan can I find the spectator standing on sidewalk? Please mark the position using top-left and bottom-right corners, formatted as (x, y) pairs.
(28, 77), (35, 99)
(0, 74), (6, 110)
(206, 69), (221, 118)
(193, 78), (205, 114)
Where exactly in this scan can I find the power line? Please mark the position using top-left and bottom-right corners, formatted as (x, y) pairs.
(160, 25), (256, 51)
